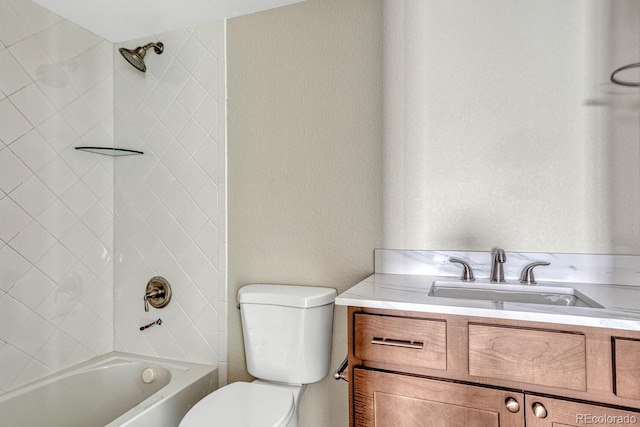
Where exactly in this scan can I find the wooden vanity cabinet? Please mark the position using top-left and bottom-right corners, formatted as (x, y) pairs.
(347, 307), (640, 427)
(524, 395), (640, 427)
(354, 368), (524, 427)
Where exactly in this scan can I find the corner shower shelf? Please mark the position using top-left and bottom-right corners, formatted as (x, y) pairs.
(75, 147), (144, 157)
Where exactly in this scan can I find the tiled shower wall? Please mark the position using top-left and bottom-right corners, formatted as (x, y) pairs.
(113, 22), (227, 381)
(0, 0), (226, 393)
(0, 0), (114, 392)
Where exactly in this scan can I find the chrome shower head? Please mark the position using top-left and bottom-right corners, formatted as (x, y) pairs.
(118, 42), (164, 72)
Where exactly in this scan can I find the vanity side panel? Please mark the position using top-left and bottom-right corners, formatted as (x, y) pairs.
(347, 306), (363, 427)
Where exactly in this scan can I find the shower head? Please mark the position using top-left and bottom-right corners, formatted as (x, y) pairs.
(118, 42), (164, 72)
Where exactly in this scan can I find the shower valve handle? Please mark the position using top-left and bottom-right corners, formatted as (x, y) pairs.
(143, 276), (172, 312)
(144, 289), (164, 312)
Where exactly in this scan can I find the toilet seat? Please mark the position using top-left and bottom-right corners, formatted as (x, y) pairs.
(179, 381), (295, 427)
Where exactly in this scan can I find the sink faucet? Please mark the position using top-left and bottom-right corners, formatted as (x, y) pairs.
(490, 248), (507, 283)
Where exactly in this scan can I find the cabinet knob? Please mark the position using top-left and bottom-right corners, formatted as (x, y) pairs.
(532, 402), (548, 418)
(505, 397), (520, 413)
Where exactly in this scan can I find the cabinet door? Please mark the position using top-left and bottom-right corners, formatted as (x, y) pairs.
(524, 395), (640, 427)
(353, 368), (524, 427)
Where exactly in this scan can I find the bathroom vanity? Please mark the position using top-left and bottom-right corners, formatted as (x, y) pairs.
(336, 250), (640, 427)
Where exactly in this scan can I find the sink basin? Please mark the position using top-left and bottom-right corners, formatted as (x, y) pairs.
(429, 281), (604, 308)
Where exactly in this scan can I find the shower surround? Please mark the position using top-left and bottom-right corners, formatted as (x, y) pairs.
(0, 0), (226, 394)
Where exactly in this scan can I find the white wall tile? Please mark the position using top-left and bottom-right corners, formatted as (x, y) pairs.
(36, 243), (76, 282)
(177, 77), (207, 113)
(10, 129), (57, 171)
(9, 312), (56, 356)
(0, 197), (32, 242)
(6, 0), (55, 34)
(2, 13), (226, 386)
(0, 245), (31, 292)
(0, 0), (31, 46)
(0, 294), (31, 341)
(9, 267), (57, 309)
(192, 54), (218, 90)
(57, 20), (101, 55)
(60, 179), (98, 217)
(36, 199), (78, 239)
(9, 220), (57, 263)
(0, 48), (31, 96)
(9, 83), (57, 126)
(0, 0), (114, 391)
(60, 98), (97, 136)
(35, 25), (75, 63)
(8, 36), (54, 80)
(10, 175), (57, 216)
(36, 157), (77, 195)
(0, 343), (31, 391)
(36, 113), (78, 152)
(0, 99), (33, 145)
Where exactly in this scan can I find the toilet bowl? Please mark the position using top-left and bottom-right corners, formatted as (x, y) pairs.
(179, 381), (299, 427)
(179, 284), (336, 427)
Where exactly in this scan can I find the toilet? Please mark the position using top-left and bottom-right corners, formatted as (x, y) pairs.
(179, 284), (337, 427)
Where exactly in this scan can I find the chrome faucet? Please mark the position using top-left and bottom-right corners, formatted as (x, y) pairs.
(490, 248), (507, 283)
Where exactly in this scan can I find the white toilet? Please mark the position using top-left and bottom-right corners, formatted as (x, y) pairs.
(179, 284), (337, 427)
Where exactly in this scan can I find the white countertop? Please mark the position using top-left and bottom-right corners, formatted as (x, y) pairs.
(336, 273), (640, 331)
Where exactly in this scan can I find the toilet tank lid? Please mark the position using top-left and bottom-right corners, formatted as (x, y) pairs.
(238, 284), (337, 308)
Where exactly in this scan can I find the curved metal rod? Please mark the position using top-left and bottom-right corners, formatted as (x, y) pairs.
(610, 62), (640, 87)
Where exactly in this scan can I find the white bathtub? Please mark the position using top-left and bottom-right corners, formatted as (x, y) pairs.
(0, 352), (217, 427)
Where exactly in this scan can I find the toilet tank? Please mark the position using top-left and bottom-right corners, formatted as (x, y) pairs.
(238, 284), (337, 384)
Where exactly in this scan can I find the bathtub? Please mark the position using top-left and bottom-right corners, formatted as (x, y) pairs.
(0, 352), (217, 427)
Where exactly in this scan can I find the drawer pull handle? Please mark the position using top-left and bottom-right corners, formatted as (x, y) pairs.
(371, 337), (424, 349)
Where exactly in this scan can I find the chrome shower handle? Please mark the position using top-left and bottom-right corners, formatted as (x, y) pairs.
(144, 288), (164, 312)
(143, 277), (172, 312)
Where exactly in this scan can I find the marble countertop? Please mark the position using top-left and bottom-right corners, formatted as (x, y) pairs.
(336, 273), (640, 331)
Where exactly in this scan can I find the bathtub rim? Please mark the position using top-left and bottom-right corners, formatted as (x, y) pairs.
(0, 351), (218, 426)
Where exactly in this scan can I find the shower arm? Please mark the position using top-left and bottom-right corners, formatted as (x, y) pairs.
(141, 42), (164, 55)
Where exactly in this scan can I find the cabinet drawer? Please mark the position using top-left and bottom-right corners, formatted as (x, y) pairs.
(468, 323), (586, 391)
(354, 313), (446, 371)
(613, 337), (640, 399)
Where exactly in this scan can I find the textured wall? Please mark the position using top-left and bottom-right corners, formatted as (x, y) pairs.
(383, 0), (640, 254)
(0, 0), (114, 392)
(227, 0), (383, 425)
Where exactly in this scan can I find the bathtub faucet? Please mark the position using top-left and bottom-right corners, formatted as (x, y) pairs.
(139, 318), (162, 331)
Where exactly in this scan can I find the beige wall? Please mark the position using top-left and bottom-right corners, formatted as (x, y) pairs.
(383, 0), (640, 254)
(227, 1), (383, 426)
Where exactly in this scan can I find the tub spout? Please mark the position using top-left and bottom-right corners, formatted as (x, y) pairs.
(139, 318), (162, 331)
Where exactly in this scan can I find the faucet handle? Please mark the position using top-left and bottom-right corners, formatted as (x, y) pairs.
(519, 262), (550, 285)
(449, 258), (475, 282)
